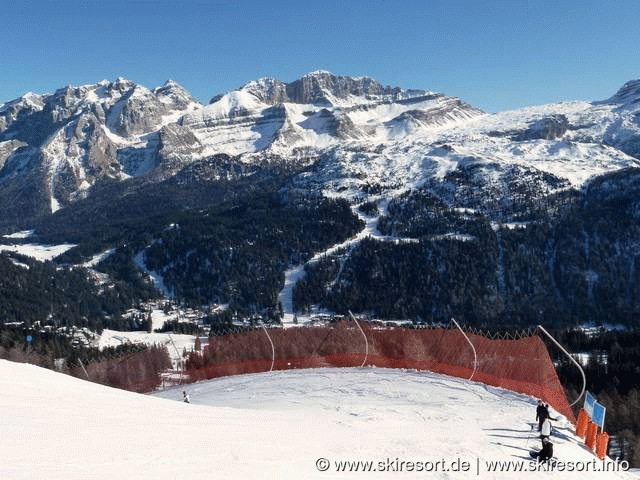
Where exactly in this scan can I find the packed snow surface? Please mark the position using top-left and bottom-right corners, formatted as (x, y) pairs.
(0, 361), (635, 479)
(96, 328), (195, 369)
(0, 242), (76, 261)
(2, 230), (34, 239)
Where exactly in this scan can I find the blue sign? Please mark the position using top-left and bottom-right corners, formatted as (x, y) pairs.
(26, 335), (33, 344)
(592, 402), (606, 430)
(584, 391), (596, 418)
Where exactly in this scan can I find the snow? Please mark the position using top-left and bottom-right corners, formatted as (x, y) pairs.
(19, 92), (45, 110)
(0, 242), (76, 261)
(428, 100), (640, 188)
(9, 258), (30, 269)
(99, 124), (138, 146)
(491, 221), (531, 231)
(50, 196), (61, 213)
(305, 69), (334, 76)
(96, 329), (195, 369)
(0, 361), (634, 480)
(431, 233), (476, 242)
(3, 230), (34, 239)
(195, 88), (266, 122)
(133, 250), (174, 299)
(81, 248), (115, 268)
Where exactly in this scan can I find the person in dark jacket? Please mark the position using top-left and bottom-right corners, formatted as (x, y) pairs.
(530, 437), (554, 463)
(536, 400), (549, 431)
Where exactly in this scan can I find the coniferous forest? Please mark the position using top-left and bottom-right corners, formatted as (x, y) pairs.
(552, 328), (640, 465)
(3, 168), (640, 330)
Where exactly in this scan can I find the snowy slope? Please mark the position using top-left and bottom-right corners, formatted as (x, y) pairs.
(96, 328), (195, 369)
(0, 360), (635, 479)
(0, 241), (76, 261)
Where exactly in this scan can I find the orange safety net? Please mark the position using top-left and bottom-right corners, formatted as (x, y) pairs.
(186, 322), (575, 423)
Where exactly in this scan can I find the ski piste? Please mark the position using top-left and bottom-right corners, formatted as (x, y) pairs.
(2, 362), (636, 479)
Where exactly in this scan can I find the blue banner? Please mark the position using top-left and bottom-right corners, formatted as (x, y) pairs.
(584, 391), (596, 418)
(592, 402), (606, 429)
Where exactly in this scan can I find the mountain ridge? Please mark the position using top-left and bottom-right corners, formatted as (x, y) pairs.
(0, 71), (487, 225)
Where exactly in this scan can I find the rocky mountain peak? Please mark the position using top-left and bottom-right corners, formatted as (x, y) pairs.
(155, 79), (189, 95)
(153, 79), (200, 110)
(114, 76), (135, 87)
(239, 77), (288, 105)
(160, 79), (181, 88)
(607, 79), (640, 106)
(285, 70), (387, 105)
(214, 71), (432, 108)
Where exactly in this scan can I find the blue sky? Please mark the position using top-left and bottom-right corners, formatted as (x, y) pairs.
(1, 0), (639, 112)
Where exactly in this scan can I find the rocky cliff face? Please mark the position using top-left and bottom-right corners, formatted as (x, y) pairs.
(606, 79), (640, 106)
(0, 77), (201, 222)
(285, 71), (387, 104)
(107, 79), (199, 137)
(221, 71), (432, 106)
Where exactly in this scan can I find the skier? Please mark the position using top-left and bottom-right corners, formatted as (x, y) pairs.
(535, 400), (548, 431)
(183, 391), (190, 403)
(530, 437), (554, 463)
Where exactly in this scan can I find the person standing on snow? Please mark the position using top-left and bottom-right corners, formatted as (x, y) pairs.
(540, 411), (552, 441)
(536, 400), (549, 431)
(183, 391), (190, 403)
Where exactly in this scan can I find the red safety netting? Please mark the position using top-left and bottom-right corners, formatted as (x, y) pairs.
(186, 322), (575, 423)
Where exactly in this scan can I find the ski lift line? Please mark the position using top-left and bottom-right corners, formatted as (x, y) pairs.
(261, 324), (275, 373)
(536, 325), (586, 407)
(348, 311), (369, 368)
(451, 318), (478, 382)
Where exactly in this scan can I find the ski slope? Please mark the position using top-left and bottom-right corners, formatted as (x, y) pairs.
(0, 360), (635, 479)
(0, 242), (76, 261)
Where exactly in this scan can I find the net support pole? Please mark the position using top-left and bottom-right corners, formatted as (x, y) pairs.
(348, 311), (369, 368)
(451, 318), (478, 381)
(261, 324), (275, 373)
(78, 358), (89, 379)
(537, 325), (586, 407)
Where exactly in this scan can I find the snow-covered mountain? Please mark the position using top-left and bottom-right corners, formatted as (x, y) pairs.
(0, 77), (202, 223)
(0, 71), (482, 226)
(1, 70), (640, 228)
(181, 70), (482, 156)
(3, 71), (640, 327)
(1, 360), (634, 480)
